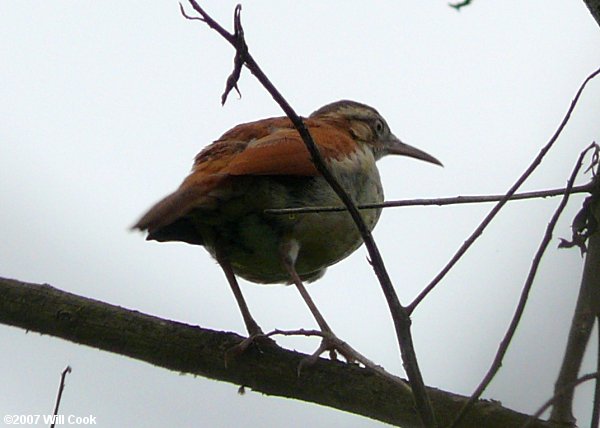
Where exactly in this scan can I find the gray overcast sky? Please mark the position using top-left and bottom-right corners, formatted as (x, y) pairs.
(1, 1), (600, 427)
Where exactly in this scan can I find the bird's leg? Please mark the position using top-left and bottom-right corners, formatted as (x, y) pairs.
(282, 257), (332, 334)
(280, 240), (352, 364)
(217, 253), (276, 360)
(217, 255), (264, 336)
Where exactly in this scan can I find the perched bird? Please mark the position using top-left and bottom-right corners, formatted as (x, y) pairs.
(133, 100), (441, 353)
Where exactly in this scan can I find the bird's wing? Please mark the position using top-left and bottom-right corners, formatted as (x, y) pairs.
(222, 119), (355, 176)
(133, 117), (355, 233)
(131, 178), (224, 234)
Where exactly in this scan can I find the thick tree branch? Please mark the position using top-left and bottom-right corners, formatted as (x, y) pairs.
(0, 276), (560, 428)
(549, 272), (595, 425)
(551, 174), (600, 425)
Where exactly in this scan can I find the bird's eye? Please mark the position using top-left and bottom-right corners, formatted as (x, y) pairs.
(374, 119), (385, 136)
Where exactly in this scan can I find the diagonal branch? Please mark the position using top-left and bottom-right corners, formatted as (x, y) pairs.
(181, 2), (435, 426)
(583, 0), (600, 28)
(523, 372), (600, 428)
(450, 143), (598, 427)
(408, 66), (600, 315)
(0, 276), (560, 428)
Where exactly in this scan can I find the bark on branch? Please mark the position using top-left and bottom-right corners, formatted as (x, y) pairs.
(583, 0), (600, 28)
(0, 276), (558, 428)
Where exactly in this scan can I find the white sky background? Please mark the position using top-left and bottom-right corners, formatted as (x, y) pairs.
(1, 1), (600, 427)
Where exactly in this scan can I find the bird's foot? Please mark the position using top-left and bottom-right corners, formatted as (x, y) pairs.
(225, 331), (277, 366)
(297, 330), (357, 375)
(259, 328), (410, 390)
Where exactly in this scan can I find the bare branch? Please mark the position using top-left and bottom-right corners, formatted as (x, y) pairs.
(450, 143), (598, 427)
(551, 172), (600, 424)
(178, 3), (205, 22)
(549, 296), (596, 426)
(182, 2), (436, 425)
(180, 2), (235, 43)
(0, 276), (561, 428)
(593, 319), (600, 428)
(50, 366), (72, 428)
(583, 0), (600, 29)
(523, 372), (600, 428)
(408, 67), (600, 315)
(265, 184), (593, 215)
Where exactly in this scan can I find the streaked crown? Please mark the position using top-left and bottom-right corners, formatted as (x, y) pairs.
(311, 100), (442, 165)
(310, 100), (394, 159)
(310, 100), (381, 120)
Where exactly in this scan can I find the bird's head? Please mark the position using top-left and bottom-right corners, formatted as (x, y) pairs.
(310, 100), (442, 166)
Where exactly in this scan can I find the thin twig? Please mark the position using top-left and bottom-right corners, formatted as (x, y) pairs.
(450, 143), (598, 427)
(180, 2), (235, 43)
(50, 365), (72, 428)
(265, 184), (593, 215)
(408, 67), (600, 315)
(181, 2), (437, 426)
(522, 372), (600, 428)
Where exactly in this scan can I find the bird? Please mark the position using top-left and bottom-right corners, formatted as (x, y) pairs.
(133, 100), (441, 356)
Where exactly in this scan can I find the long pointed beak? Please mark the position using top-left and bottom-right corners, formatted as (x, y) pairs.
(385, 136), (443, 166)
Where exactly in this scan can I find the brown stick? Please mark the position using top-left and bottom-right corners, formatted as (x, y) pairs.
(551, 173), (600, 425)
(523, 372), (600, 428)
(50, 366), (72, 428)
(407, 67), (600, 315)
(450, 143), (597, 427)
(264, 184), (593, 215)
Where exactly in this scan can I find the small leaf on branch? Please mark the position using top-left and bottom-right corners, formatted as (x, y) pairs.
(449, 0), (473, 11)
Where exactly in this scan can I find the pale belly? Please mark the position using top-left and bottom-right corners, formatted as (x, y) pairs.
(198, 168), (384, 284)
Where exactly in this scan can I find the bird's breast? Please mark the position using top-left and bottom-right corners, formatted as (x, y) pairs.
(196, 145), (384, 284)
(289, 146), (383, 275)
